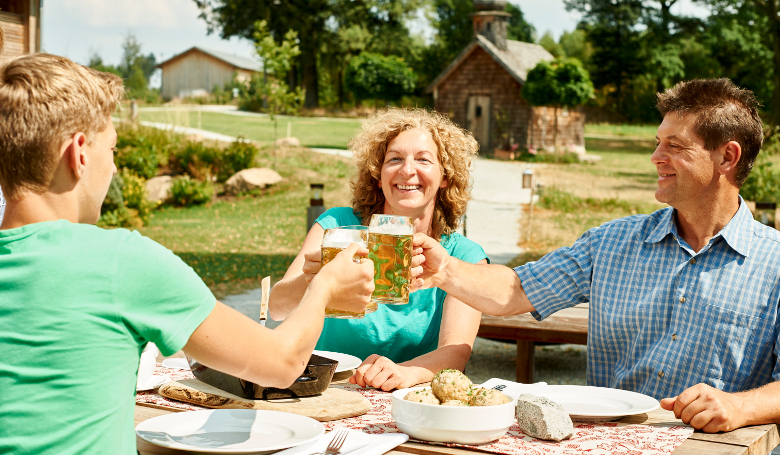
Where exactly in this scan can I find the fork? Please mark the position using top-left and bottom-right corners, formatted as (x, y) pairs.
(311, 430), (349, 455)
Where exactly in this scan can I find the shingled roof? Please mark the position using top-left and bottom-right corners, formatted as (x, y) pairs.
(157, 46), (263, 72)
(426, 35), (553, 93)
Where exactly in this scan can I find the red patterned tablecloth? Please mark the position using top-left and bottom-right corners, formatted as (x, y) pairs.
(136, 365), (693, 455)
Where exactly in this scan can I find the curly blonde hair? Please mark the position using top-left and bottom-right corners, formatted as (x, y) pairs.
(350, 108), (479, 241)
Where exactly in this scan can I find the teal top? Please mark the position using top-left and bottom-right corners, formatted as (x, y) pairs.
(315, 207), (488, 363)
(0, 221), (215, 454)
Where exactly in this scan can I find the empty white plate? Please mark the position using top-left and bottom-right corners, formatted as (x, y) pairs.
(136, 409), (325, 453)
(162, 358), (191, 370)
(313, 350), (362, 373)
(520, 385), (659, 421)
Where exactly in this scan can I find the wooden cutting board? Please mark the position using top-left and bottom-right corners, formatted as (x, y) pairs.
(158, 378), (371, 422)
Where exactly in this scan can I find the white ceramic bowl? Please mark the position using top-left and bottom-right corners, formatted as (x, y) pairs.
(391, 387), (516, 444)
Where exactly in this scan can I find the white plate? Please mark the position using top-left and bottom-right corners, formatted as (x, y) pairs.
(521, 385), (659, 421)
(313, 350), (362, 373)
(136, 409), (325, 454)
(162, 358), (191, 370)
(137, 374), (170, 392)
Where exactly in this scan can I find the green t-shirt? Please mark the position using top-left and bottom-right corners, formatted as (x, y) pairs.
(315, 207), (488, 363)
(0, 220), (216, 455)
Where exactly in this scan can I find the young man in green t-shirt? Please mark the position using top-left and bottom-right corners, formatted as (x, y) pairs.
(0, 53), (375, 455)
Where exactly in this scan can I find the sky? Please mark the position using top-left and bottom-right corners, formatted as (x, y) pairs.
(40, 0), (712, 78)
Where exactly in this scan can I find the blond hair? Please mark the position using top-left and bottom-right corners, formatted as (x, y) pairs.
(350, 108), (479, 240)
(0, 54), (124, 199)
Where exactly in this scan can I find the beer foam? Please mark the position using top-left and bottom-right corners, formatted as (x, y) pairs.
(369, 224), (414, 236)
(322, 229), (364, 248)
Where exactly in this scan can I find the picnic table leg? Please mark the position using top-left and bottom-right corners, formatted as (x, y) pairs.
(516, 340), (535, 384)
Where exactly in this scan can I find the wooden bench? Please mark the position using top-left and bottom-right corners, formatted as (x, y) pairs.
(477, 303), (589, 384)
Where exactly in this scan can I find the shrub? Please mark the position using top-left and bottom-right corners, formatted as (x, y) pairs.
(345, 52), (417, 103)
(170, 175), (213, 207)
(116, 124), (178, 179)
(118, 168), (156, 224)
(98, 169), (157, 227)
(740, 156), (780, 203)
(215, 139), (258, 182)
(171, 142), (220, 180)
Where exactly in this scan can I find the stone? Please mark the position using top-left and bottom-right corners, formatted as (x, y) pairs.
(275, 137), (300, 147)
(225, 168), (283, 195)
(146, 176), (173, 203)
(515, 393), (573, 442)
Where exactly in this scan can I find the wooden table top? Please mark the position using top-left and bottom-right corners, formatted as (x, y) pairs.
(134, 401), (779, 455)
(478, 303), (589, 345)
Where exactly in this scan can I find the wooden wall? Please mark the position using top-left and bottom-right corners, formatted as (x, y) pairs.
(434, 47), (531, 155)
(160, 51), (239, 99)
(527, 106), (586, 152)
(0, 0), (39, 58)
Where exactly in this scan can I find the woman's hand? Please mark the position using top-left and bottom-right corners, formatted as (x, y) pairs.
(301, 248), (322, 283)
(349, 355), (424, 391)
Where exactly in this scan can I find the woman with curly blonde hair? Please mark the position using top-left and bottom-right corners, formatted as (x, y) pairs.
(270, 108), (487, 390)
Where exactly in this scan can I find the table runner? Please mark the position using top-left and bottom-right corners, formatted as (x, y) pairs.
(136, 365), (693, 455)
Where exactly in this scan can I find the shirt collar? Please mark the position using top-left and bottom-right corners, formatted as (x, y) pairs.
(644, 197), (754, 257)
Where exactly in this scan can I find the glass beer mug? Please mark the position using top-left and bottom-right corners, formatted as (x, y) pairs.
(320, 225), (377, 318)
(367, 214), (414, 305)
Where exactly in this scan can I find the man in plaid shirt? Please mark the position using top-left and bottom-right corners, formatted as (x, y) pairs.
(413, 78), (780, 433)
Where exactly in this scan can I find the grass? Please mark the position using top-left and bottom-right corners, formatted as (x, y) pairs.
(138, 109), (363, 149)
(506, 136), (666, 268)
(136, 145), (355, 298)
(584, 123), (657, 138)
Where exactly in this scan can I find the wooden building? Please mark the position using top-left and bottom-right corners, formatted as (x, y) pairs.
(0, 0), (41, 58)
(426, 0), (585, 155)
(157, 46), (262, 100)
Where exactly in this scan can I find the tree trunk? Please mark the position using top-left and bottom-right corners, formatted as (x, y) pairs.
(301, 30), (319, 109)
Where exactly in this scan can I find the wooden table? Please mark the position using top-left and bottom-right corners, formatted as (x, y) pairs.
(477, 303), (589, 384)
(134, 402), (780, 455)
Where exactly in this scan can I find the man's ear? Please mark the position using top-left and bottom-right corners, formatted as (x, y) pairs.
(718, 140), (741, 177)
(62, 132), (88, 179)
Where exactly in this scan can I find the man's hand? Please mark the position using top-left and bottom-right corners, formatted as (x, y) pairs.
(411, 232), (451, 290)
(313, 243), (374, 314)
(301, 248), (323, 284)
(349, 355), (421, 391)
(660, 383), (745, 432)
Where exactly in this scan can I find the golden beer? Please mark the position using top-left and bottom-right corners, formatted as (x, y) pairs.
(321, 226), (376, 318)
(367, 232), (413, 305)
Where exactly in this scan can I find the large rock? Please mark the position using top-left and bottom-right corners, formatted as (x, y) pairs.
(515, 394), (573, 442)
(275, 137), (300, 147)
(225, 168), (283, 195)
(146, 176), (173, 203)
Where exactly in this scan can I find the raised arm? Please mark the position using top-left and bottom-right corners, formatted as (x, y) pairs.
(351, 262), (485, 390)
(268, 223), (326, 320)
(183, 244), (374, 388)
(413, 233), (535, 316)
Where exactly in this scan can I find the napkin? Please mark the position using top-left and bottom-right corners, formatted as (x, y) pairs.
(276, 428), (408, 455)
(478, 378), (547, 400)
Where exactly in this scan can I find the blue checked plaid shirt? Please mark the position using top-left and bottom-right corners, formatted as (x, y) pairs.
(516, 198), (780, 399)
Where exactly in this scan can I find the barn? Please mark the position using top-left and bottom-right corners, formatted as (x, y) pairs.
(157, 46), (262, 100)
(427, 0), (586, 155)
(0, 0), (41, 58)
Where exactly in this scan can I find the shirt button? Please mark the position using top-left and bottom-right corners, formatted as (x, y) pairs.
(672, 334), (678, 341)
(658, 371), (665, 378)
(689, 258), (696, 264)
(679, 296), (686, 303)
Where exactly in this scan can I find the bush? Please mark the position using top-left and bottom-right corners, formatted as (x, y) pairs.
(116, 124), (179, 179)
(171, 142), (220, 180)
(98, 169), (157, 227)
(515, 149), (581, 164)
(215, 139), (258, 182)
(345, 52), (417, 103)
(740, 156), (780, 203)
(170, 175), (213, 207)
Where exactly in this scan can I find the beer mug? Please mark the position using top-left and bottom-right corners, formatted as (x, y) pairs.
(367, 214), (414, 305)
(320, 225), (377, 318)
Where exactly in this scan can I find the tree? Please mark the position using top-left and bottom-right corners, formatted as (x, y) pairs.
(194, 0), (423, 109)
(559, 29), (592, 67)
(522, 59), (594, 151)
(345, 52), (417, 105)
(698, 0), (780, 126)
(565, 0), (645, 114)
(538, 32), (565, 59)
(506, 2), (536, 42)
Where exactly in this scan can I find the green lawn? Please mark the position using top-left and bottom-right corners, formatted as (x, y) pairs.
(584, 123), (657, 138)
(136, 145), (355, 298)
(138, 109), (363, 149)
